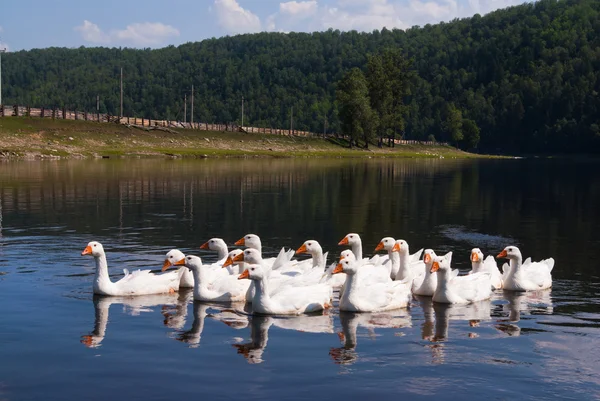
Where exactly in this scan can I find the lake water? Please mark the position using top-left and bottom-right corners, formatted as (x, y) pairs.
(0, 158), (599, 400)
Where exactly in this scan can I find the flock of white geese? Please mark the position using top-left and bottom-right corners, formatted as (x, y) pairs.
(81, 233), (555, 315)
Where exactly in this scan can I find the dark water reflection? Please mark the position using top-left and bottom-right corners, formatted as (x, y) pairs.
(0, 158), (599, 400)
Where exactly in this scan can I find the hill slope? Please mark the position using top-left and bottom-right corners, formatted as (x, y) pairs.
(2, 0), (600, 153)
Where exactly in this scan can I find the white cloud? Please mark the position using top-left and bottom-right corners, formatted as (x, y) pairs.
(266, 0), (527, 33)
(280, 1), (318, 16)
(75, 20), (110, 44)
(74, 20), (179, 47)
(213, 0), (262, 35)
(113, 22), (180, 46)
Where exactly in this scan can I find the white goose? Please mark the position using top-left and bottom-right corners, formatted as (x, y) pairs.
(391, 239), (425, 281)
(470, 248), (503, 290)
(333, 259), (412, 312)
(199, 238), (229, 261)
(162, 249), (194, 288)
(431, 254), (492, 304)
(497, 246), (554, 291)
(374, 237), (399, 279)
(239, 264), (332, 315)
(411, 249), (445, 296)
(81, 241), (183, 296)
(221, 249), (244, 275)
(174, 255), (250, 302)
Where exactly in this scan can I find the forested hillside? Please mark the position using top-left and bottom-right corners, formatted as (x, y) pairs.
(3, 0), (600, 153)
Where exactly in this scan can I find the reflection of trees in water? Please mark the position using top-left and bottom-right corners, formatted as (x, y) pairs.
(1, 159), (598, 276)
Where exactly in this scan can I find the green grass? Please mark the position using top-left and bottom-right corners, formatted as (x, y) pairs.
(0, 117), (489, 159)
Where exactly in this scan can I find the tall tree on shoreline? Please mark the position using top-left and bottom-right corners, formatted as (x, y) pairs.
(336, 68), (375, 148)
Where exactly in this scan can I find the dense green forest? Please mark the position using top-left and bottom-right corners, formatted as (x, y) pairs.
(3, 0), (600, 153)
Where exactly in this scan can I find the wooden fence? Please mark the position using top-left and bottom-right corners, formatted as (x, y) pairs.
(0, 104), (448, 145)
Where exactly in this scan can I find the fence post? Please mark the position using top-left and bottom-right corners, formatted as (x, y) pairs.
(84, 111), (88, 121)
(41, 107), (45, 118)
(52, 108), (56, 119)
(27, 105), (31, 117)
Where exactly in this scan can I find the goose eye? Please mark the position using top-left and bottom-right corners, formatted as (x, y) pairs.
(251, 268), (255, 271)
(93, 244), (97, 247)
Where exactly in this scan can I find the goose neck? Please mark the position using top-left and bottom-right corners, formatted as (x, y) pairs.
(351, 243), (362, 261)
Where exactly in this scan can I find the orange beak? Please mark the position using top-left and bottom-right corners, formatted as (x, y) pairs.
(430, 261), (440, 273)
(238, 269), (250, 280)
(222, 256), (234, 268)
(162, 259), (172, 272)
(233, 252), (245, 263)
(81, 245), (92, 256)
(234, 237), (245, 246)
(374, 242), (385, 252)
(173, 258), (186, 266)
(296, 243), (308, 254)
(497, 249), (508, 258)
(338, 236), (349, 246)
(424, 253), (431, 264)
(199, 241), (210, 249)
(392, 243), (400, 252)
(471, 252), (479, 262)
(332, 263), (344, 274)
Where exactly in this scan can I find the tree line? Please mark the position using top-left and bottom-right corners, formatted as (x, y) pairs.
(2, 0), (599, 153)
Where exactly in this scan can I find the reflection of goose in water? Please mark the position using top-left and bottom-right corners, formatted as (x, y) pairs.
(417, 296), (491, 363)
(81, 292), (182, 348)
(175, 302), (250, 348)
(161, 290), (194, 330)
(329, 310), (412, 365)
(234, 313), (335, 364)
(495, 289), (553, 336)
(419, 296), (491, 339)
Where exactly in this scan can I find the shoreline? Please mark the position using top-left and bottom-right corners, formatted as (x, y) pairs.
(0, 117), (493, 160)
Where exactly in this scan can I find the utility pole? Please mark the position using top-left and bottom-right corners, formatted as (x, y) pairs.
(119, 67), (123, 119)
(0, 44), (6, 106)
(191, 84), (194, 128)
(184, 93), (187, 124)
(241, 95), (244, 127)
(290, 106), (293, 136)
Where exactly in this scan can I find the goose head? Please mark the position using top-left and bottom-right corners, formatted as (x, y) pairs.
(81, 241), (105, 257)
(238, 264), (266, 281)
(333, 258), (359, 276)
(162, 249), (186, 271)
(221, 249), (244, 268)
(423, 249), (437, 267)
(497, 246), (522, 261)
(392, 239), (410, 255)
(339, 250), (355, 262)
(224, 248), (261, 267)
(174, 255), (202, 271)
(430, 255), (451, 274)
(200, 238), (227, 251)
(235, 234), (261, 250)
(471, 248), (484, 263)
(296, 240), (322, 256)
(338, 233), (360, 246)
(375, 237), (395, 252)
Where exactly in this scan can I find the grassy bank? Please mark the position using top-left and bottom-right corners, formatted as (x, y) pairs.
(0, 117), (483, 159)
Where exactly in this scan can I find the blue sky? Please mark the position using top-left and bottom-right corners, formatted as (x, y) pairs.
(0, 0), (526, 51)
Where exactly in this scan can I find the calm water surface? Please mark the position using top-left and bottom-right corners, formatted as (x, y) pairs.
(0, 158), (599, 400)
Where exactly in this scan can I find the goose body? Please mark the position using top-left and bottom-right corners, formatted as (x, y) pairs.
(411, 249), (443, 296)
(497, 246), (553, 291)
(431, 253), (492, 304)
(334, 259), (411, 312)
(470, 248), (503, 290)
(81, 242), (183, 296)
(240, 264), (332, 315)
(391, 239), (425, 282)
